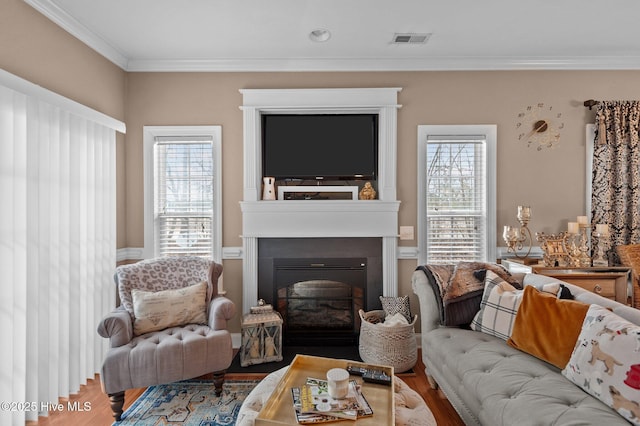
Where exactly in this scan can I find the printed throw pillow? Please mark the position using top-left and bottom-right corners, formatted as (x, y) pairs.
(562, 304), (640, 425)
(380, 295), (412, 323)
(470, 270), (523, 340)
(132, 281), (208, 335)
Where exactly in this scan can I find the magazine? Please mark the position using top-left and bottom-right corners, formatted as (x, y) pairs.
(291, 387), (344, 424)
(295, 377), (374, 421)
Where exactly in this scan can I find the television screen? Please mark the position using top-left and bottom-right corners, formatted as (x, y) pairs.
(262, 114), (378, 180)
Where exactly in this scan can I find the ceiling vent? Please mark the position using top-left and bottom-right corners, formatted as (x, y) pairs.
(392, 33), (431, 44)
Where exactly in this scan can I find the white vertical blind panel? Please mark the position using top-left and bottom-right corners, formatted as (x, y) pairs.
(0, 74), (117, 423)
(0, 87), (28, 426)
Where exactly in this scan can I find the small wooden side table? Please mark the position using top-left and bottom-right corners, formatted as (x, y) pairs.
(502, 260), (632, 306)
(240, 310), (283, 367)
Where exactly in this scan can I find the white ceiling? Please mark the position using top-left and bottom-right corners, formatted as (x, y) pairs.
(26, 0), (640, 72)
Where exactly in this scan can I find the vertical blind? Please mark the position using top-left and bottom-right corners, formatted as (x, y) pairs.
(425, 135), (487, 264)
(0, 70), (123, 425)
(154, 137), (214, 257)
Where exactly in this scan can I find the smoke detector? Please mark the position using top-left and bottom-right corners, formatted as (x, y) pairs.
(309, 29), (331, 42)
(392, 33), (431, 44)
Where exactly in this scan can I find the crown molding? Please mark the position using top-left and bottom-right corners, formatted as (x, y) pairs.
(127, 56), (640, 72)
(24, 1), (640, 72)
(24, 0), (129, 69)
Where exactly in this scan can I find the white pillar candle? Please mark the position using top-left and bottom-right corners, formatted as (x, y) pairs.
(577, 216), (588, 225)
(568, 222), (579, 234)
(595, 224), (609, 235)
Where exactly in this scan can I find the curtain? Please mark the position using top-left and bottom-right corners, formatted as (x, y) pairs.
(0, 70), (124, 425)
(592, 101), (640, 261)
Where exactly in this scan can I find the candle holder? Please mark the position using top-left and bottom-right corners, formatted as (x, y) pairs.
(592, 224), (610, 267)
(503, 206), (533, 259)
(577, 223), (592, 267)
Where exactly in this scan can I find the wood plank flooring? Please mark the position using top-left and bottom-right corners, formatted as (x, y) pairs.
(26, 349), (464, 425)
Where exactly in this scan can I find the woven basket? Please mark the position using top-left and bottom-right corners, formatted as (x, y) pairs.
(615, 244), (640, 309)
(358, 309), (418, 373)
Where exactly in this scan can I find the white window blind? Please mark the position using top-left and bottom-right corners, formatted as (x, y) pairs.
(154, 137), (214, 257)
(424, 135), (487, 264)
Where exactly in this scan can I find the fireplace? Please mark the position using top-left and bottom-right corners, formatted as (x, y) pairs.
(275, 258), (366, 345)
(258, 238), (382, 345)
(240, 88), (401, 317)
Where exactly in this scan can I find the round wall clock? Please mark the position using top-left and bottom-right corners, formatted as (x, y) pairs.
(516, 103), (564, 150)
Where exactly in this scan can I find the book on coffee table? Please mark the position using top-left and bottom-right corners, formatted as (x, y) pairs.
(291, 377), (374, 424)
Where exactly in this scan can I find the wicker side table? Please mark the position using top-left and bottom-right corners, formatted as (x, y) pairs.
(240, 311), (283, 367)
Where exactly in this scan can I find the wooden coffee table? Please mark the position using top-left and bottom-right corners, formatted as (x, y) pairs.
(255, 354), (395, 425)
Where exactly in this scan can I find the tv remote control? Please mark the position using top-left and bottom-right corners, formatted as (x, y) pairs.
(362, 369), (392, 386)
(346, 364), (368, 376)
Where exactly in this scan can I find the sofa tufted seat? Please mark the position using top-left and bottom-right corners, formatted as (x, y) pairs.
(426, 327), (625, 425)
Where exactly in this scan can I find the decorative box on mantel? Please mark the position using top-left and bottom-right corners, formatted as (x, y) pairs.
(240, 311), (283, 367)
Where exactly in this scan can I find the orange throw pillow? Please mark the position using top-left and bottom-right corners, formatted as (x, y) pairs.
(507, 286), (590, 369)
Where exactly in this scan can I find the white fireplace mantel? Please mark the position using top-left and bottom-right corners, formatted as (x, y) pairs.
(240, 88), (402, 313)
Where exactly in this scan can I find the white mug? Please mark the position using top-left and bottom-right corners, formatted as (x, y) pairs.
(326, 368), (349, 399)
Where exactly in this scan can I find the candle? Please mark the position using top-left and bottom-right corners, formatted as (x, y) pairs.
(577, 216), (588, 225)
(596, 224), (609, 235)
(517, 206), (531, 221)
(568, 222), (579, 234)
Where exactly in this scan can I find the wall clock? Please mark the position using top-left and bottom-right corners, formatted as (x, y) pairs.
(516, 103), (564, 150)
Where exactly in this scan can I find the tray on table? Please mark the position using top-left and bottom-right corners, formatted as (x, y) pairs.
(255, 354), (395, 425)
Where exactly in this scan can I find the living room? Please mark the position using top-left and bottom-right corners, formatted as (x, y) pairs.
(4, 0), (640, 425)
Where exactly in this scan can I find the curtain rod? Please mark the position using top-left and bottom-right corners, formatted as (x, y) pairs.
(584, 99), (599, 110)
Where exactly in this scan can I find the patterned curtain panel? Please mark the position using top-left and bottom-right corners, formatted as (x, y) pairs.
(592, 101), (640, 261)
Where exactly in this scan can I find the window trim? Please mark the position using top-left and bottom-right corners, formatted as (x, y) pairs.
(417, 125), (497, 265)
(143, 126), (222, 261)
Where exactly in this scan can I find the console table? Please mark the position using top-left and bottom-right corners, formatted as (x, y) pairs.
(502, 260), (632, 306)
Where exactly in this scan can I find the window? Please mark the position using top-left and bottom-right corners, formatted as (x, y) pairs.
(417, 125), (496, 265)
(143, 126), (222, 261)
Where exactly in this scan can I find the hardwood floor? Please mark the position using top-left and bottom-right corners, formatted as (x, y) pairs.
(26, 349), (464, 425)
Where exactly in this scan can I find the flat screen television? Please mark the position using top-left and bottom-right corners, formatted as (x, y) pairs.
(261, 113), (378, 180)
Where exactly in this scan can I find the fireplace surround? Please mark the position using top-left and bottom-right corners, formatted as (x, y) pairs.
(240, 88), (401, 315)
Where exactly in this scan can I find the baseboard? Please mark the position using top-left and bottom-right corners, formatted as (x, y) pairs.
(232, 332), (242, 349)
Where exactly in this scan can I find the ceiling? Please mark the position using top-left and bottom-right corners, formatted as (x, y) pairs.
(26, 0), (640, 72)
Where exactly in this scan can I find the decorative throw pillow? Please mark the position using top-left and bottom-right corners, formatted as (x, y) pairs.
(470, 270), (524, 340)
(562, 304), (640, 425)
(507, 286), (590, 369)
(443, 262), (521, 327)
(132, 281), (208, 335)
(380, 295), (412, 322)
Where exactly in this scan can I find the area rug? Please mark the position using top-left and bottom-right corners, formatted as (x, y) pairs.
(115, 379), (261, 425)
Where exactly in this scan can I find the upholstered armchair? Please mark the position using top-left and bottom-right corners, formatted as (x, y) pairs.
(97, 257), (236, 421)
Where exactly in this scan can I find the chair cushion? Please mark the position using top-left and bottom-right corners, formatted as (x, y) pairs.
(100, 323), (232, 394)
(132, 281), (207, 335)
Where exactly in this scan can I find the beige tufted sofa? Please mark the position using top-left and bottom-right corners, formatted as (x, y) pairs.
(413, 269), (640, 426)
(97, 257), (236, 421)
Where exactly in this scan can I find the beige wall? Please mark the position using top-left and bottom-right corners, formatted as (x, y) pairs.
(124, 71), (640, 330)
(8, 1), (640, 332)
(1, 0), (127, 247)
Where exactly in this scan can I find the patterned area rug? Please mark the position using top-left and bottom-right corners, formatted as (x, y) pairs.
(115, 379), (260, 425)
